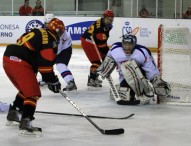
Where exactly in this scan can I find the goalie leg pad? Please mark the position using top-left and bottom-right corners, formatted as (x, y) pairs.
(110, 84), (130, 101)
(151, 75), (171, 96)
(110, 84), (140, 105)
(96, 56), (116, 79)
(121, 60), (154, 97)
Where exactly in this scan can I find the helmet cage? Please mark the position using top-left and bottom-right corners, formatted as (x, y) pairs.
(122, 34), (137, 46)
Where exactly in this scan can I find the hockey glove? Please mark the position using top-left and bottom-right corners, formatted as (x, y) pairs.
(47, 76), (61, 93)
(151, 75), (171, 96)
(96, 56), (116, 79)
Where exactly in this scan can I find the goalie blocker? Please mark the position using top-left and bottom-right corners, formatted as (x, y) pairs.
(96, 56), (116, 79)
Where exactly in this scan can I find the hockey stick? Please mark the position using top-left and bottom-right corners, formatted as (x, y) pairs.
(36, 111), (135, 120)
(90, 36), (138, 105)
(59, 90), (124, 135)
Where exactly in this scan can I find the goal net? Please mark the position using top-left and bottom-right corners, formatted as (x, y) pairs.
(158, 25), (191, 104)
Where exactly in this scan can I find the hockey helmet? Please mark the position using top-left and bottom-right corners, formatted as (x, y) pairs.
(122, 34), (137, 54)
(47, 18), (65, 36)
(44, 13), (54, 23)
(103, 9), (114, 18)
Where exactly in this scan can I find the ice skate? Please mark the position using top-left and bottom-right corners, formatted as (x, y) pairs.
(6, 105), (21, 126)
(38, 79), (47, 86)
(63, 80), (77, 93)
(95, 76), (103, 84)
(137, 95), (151, 105)
(87, 76), (102, 90)
(19, 118), (42, 137)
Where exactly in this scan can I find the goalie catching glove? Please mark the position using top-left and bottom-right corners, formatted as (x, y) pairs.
(96, 56), (116, 79)
(47, 76), (61, 93)
(151, 75), (171, 96)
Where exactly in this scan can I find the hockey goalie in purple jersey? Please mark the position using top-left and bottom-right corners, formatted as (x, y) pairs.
(97, 34), (171, 104)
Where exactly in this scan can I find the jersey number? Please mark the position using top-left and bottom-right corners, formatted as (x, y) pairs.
(17, 32), (35, 46)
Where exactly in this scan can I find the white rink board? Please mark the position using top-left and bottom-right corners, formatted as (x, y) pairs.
(0, 16), (191, 49)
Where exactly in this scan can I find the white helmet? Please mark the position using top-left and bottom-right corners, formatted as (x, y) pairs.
(44, 13), (54, 23)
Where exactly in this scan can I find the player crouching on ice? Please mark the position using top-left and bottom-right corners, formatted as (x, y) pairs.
(3, 18), (64, 137)
(97, 34), (171, 105)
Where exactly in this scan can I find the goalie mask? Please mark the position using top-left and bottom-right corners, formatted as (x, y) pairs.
(122, 34), (137, 54)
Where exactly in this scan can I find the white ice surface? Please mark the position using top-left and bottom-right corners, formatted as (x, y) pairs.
(0, 46), (191, 146)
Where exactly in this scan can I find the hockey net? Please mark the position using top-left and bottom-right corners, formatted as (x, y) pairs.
(158, 25), (191, 104)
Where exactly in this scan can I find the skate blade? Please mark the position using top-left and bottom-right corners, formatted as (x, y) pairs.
(87, 86), (102, 91)
(6, 120), (20, 126)
(140, 99), (151, 105)
(19, 129), (42, 137)
(39, 84), (47, 87)
(6, 120), (13, 126)
(63, 90), (78, 94)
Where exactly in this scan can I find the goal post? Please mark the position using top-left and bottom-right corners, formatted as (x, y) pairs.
(158, 24), (191, 104)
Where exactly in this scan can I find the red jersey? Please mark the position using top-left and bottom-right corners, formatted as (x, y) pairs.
(32, 6), (44, 16)
(81, 18), (112, 50)
(3, 28), (59, 83)
(19, 5), (32, 16)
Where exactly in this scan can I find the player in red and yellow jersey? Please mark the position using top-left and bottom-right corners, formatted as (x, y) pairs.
(80, 9), (114, 88)
(3, 18), (65, 136)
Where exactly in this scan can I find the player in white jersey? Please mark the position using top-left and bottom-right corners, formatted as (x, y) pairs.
(97, 34), (171, 104)
(39, 14), (77, 91)
(56, 27), (77, 91)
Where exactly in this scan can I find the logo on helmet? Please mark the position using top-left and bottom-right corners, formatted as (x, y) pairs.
(47, 18), (65, 35)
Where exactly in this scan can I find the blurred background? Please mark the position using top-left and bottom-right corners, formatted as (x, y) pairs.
(0, 0), (191, 19)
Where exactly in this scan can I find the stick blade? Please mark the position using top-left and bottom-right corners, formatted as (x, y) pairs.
(104, 128), (124, 135)
(117, 100), (140, 105)
(121, 113), (135, 119)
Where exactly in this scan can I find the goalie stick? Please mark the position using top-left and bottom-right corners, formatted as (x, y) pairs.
(36, 111), (135, 120)
(59, 90), (124, 135)
(90, 36), (139, 105)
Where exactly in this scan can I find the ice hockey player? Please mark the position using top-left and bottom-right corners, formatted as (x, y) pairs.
(80, 9), (114, 88)
(97, 34), (171, 104)
(3, 18), (64, 136)
(39, 13), (77, 92)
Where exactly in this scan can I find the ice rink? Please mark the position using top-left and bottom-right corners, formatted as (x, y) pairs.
(0, 46), (191, 146)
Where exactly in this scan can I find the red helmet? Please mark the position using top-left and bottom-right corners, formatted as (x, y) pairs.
(47, 18), (65, 35)
(103, 9), (114, 18)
